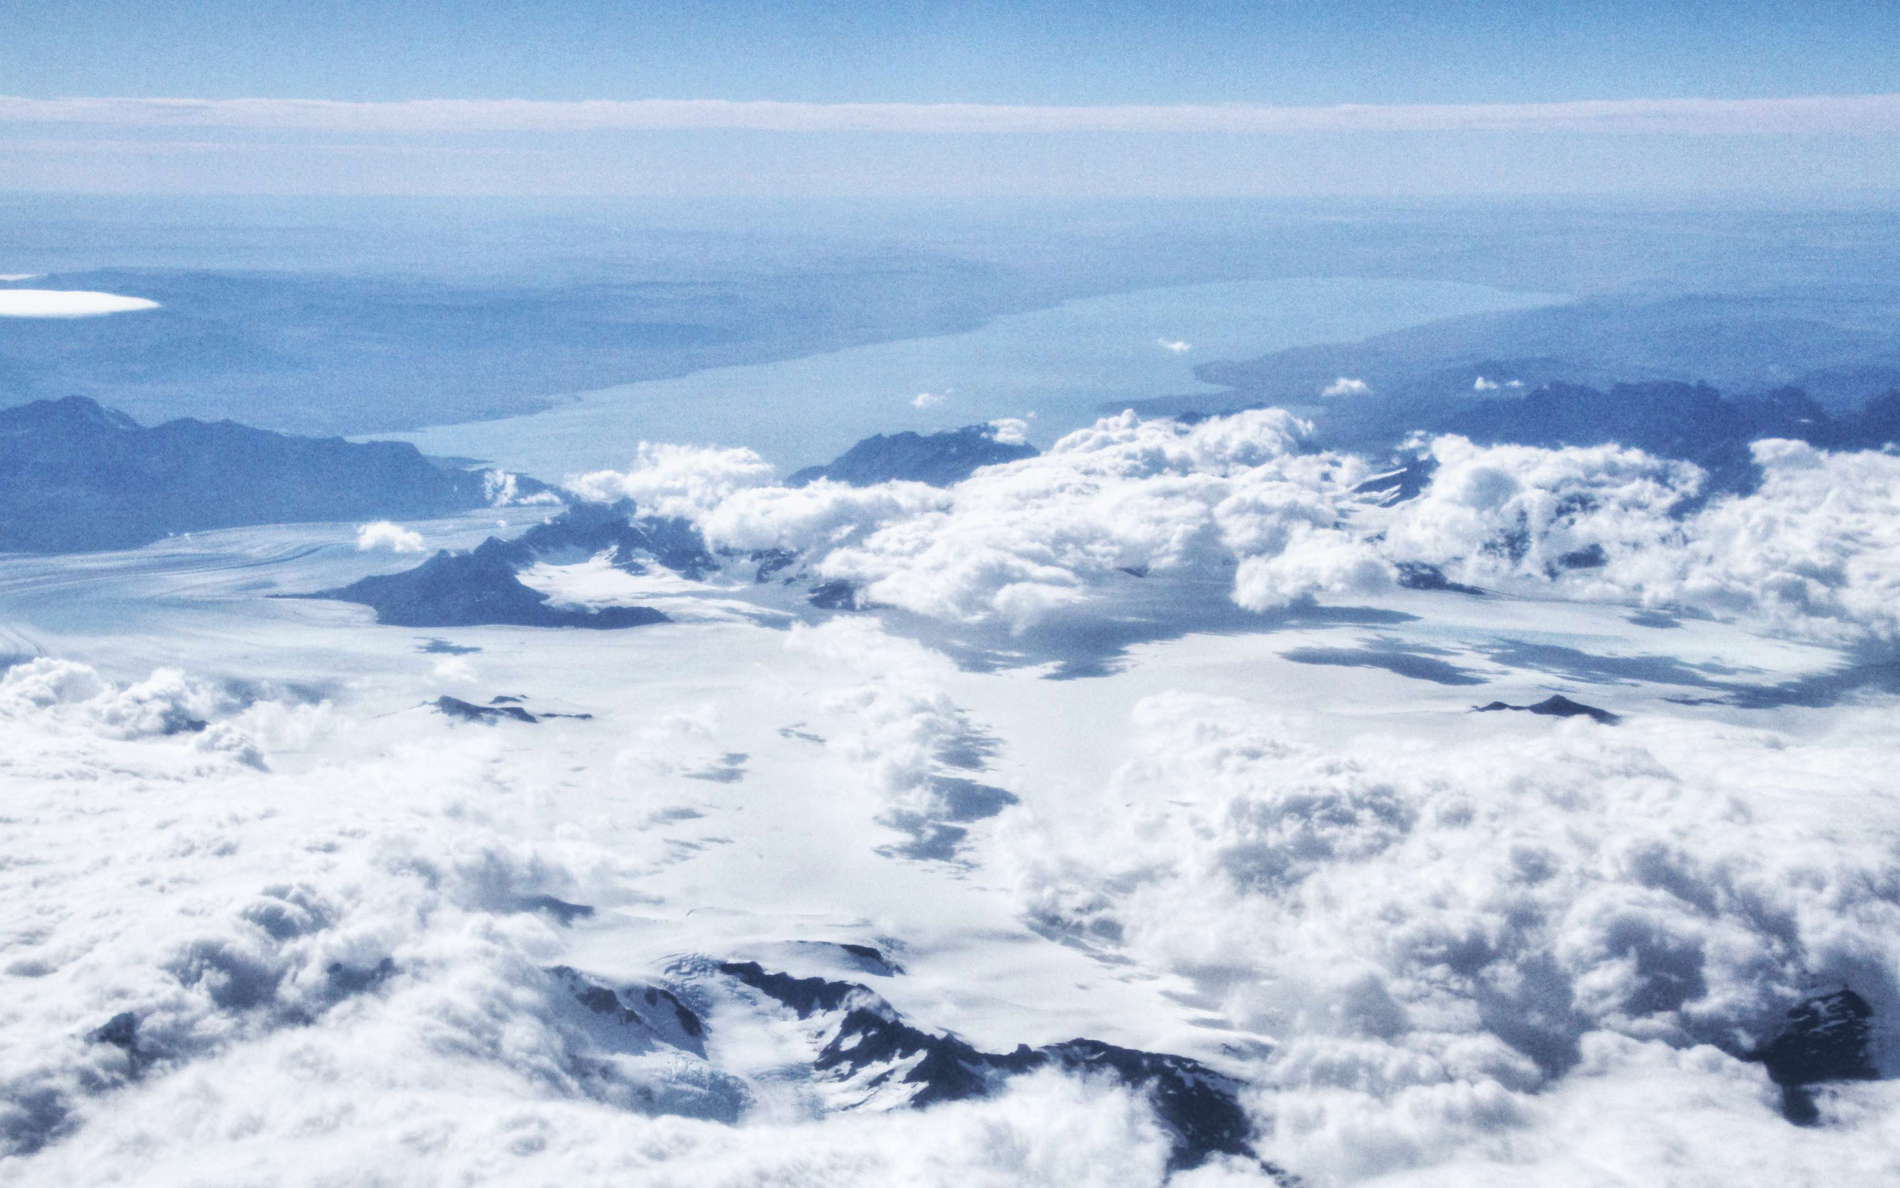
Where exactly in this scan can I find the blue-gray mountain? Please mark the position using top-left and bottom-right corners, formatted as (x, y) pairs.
(786, 424), (1038, 488)
(305, 500), (703, 628)
(0, 397), (531, 554)
(1178, 381), (1900, 497)
(1189, 287), (1900, 421)
(1432, 382), (1900, 494)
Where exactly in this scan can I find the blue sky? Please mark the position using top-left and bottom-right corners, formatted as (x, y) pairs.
(2, 1), (1896, 196)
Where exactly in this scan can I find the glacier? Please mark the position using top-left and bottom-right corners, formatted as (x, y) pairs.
(5, 405), (1900, 1185)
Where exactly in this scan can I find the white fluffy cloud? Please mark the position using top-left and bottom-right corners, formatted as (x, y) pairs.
(1646, 440), (1900, 642)
(911, 391), (947, 410)
(1321, 377), (1372, 398)
(0, 657), (239, 743)
(740, 409), (1384, 631)
(480, 469), (561, 507)
(355, 520), (426, 553)
(999, 690), (1900, 1182)
(1371, 435), (1900, 643)
(564, 408), (1900, 647)
(12, 393), (1900, 1187)
(699, 479), (949, 556)
(569, 442), (776, 517)
(988, 416), (1031, 445)
(1376, 435), (1701, 594)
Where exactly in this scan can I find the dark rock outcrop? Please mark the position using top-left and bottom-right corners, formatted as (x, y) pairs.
(307, 501), (700, 629)
(433, 695), (592, 725)
(1394, 561), (1485, 596)
(313, 537), (668, 628)
(1475, 694), (1621, 725)
(1749, 988), (1878, 1125)
(807, 580), (866, 610)
(788, 424), (1036, 488)
(433, 695), (539, 724)
(716, 960), (1269, 1175)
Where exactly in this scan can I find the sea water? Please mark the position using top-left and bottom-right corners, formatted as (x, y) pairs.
(380, 275), (1560, 480)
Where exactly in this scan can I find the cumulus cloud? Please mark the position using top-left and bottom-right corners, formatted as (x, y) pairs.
(0, 676), (712, 1169)
(1231, 530), (1392, 611)
(1368, 435), (1900, 643)
(549, 408), (1900, 647)
(569, 442), (776, 517)
(0, 288), (159, 317)
(355, 521), (426, 553)
(911, 391), (947, 410)
(1320, 377), (1372, 398)
(999, 690), (1900, 1181)
(479, 469), (560, 507)
(761, 408), (1375, 631)
(987, 416), (1031, 446)
(1645, 440), (1900, 641)
(699, 479), (948, 556)
(0, 658), (238, 742)
(1157, 339), (1193, 354)
(1375, 435), (1701, 595)
(4, 93), (1898, 135)
(1472, 376), (1525, 392)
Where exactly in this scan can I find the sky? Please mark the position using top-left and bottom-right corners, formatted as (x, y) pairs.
(1, 0), (1897, 196)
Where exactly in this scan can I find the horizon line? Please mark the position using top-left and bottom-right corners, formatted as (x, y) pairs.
(4, 93), (1900, 136)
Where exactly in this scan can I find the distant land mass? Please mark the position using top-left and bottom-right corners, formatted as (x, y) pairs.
(787, 424), (1039, 488)
(1155, 376), (1900, 495)
(1156, 286), (1900, 445)
(1432, 382), (1900, 490)
(0, 396), (530, 554)
(19, 201), (1900, 439)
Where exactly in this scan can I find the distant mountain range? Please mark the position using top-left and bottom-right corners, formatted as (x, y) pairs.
(1168, 378), (1900, 497)
(0, 396), (531, 553)
(1189, 288), (1900, 426)
(1435, 381), (1900, 493)
(787, 424), (1038, 487)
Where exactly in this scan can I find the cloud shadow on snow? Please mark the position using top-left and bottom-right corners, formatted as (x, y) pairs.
(1473, 639), (1749, 690)
(879, 776), (1020, 863)
(1281, 637), (1490, 686)
(882, 600), (1421, 681)
(1672, 650), (1900, 710)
